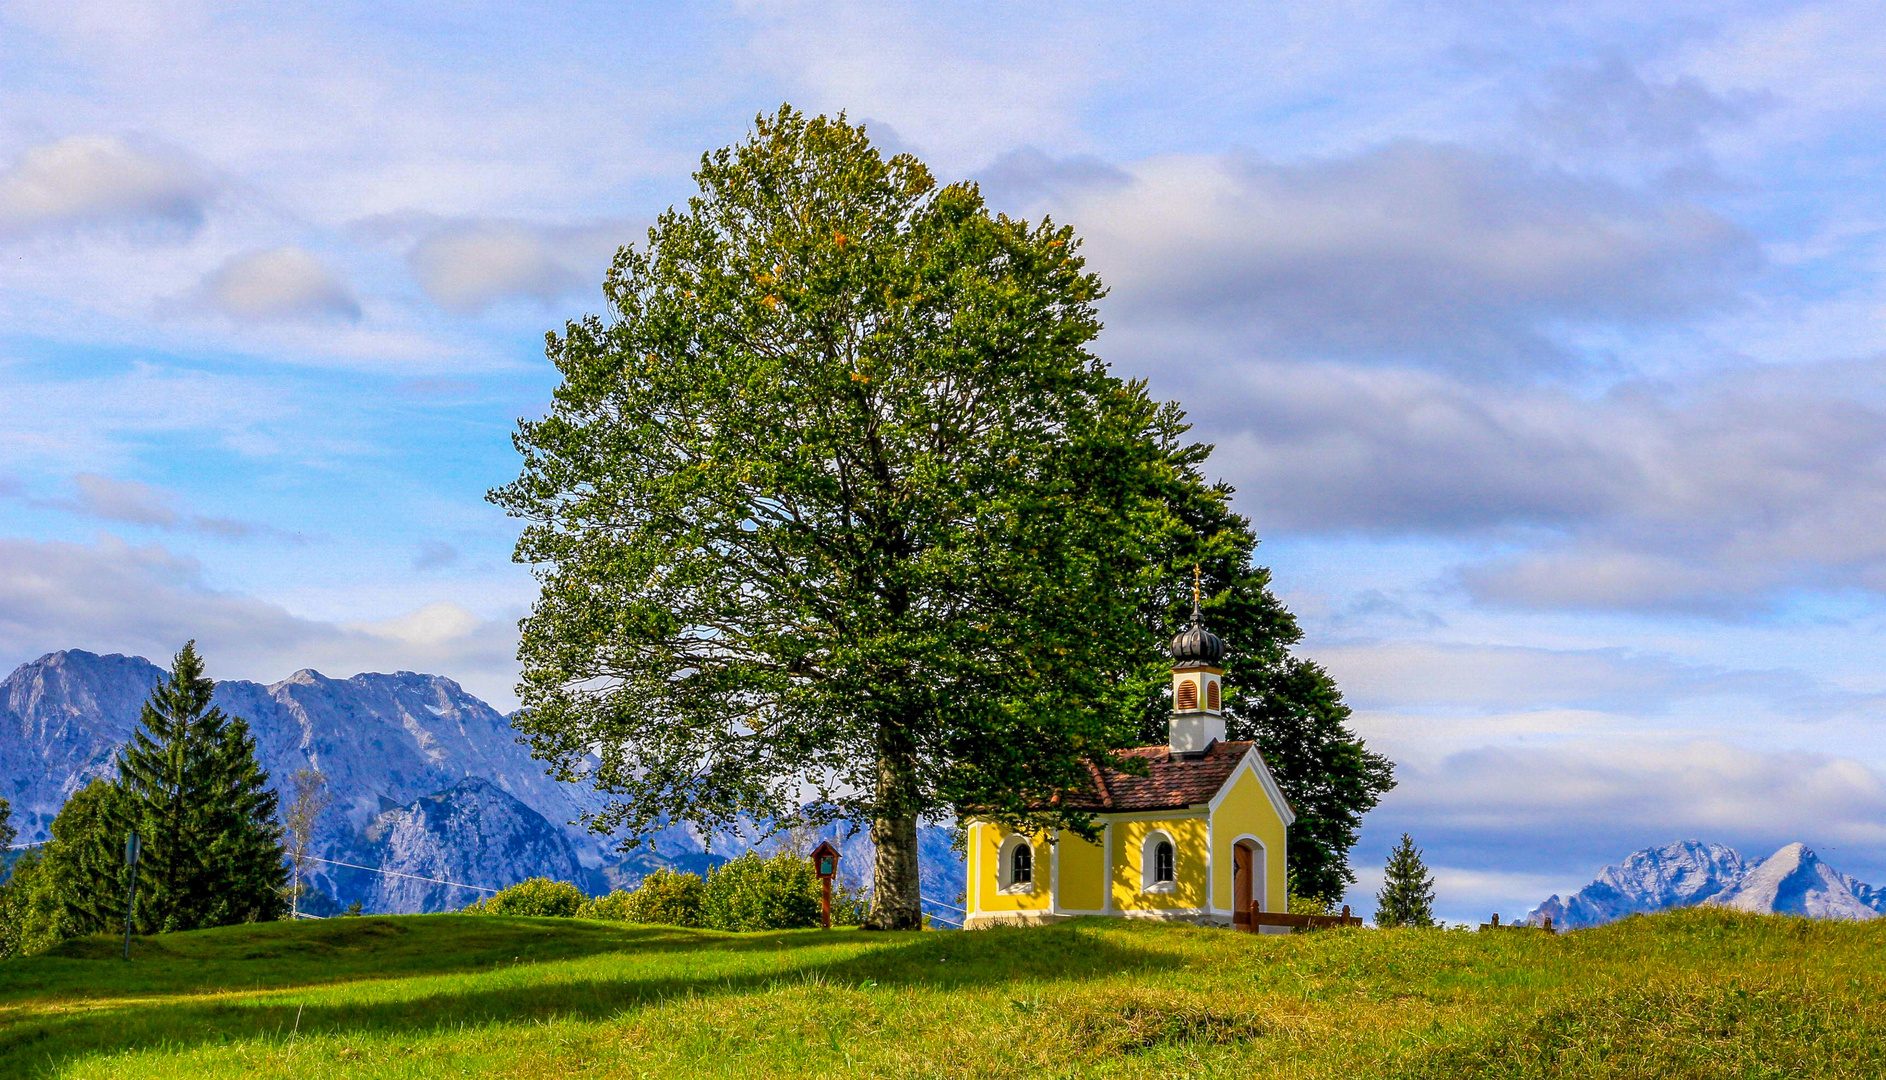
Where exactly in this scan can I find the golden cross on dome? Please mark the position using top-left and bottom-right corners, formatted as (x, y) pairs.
(1192, 564), (1201, 615)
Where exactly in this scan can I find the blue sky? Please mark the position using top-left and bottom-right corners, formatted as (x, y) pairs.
(5, 0), (1886, 921)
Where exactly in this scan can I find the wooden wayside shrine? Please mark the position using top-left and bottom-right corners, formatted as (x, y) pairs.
(1241, 903), (1364, 932)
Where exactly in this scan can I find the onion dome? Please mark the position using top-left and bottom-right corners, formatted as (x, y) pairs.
(1169, 600), (1226, 667)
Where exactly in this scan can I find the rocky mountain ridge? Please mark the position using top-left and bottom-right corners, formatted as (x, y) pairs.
(1528, 839), (1883, 928)
(0, 649), (965, 918)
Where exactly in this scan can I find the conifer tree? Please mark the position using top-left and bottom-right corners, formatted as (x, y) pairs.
(115, 642), (287, 932)
(0, 851), (47, 958)
(1129, 475), (1395, 903)
(0, 794), (14, 853)
(1374, 833), (1436, 928)
(33, 778), (133, 939)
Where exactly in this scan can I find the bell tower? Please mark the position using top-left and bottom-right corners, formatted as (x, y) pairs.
(1168, 566), (1226, 754)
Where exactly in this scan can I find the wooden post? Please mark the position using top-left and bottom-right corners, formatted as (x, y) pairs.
(122, 831), (141, 960)
(809, 841), (841, 931)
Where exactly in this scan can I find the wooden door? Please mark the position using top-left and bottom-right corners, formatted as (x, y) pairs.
(1233, 842), (1252, 926)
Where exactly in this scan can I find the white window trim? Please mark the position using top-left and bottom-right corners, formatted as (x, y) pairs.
(998, 833), (1037, 895)
(1140, 829), (1178, 894)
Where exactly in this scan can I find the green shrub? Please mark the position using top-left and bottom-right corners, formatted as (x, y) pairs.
(623, 868), (705, 927)
(700, 852), (820, 931)
(573, 871), (705, 926)
(575, 889), (635, 921)
(1289, 893), (1333, 915)
(461, 877), (587, 917)
(829, 880), (870, 927)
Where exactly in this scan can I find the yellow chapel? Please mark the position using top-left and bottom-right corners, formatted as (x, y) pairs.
(964, 598), (1294, 930)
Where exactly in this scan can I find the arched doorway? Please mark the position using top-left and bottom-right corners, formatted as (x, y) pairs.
(1233, 840), (1263, 925)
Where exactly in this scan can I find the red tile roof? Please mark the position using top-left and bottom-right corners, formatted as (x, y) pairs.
(1055, 740), (1254, 812)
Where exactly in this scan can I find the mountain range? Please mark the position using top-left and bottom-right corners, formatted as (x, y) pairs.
(1527, 839), (1884, 928)
(0, 650), (965, 919)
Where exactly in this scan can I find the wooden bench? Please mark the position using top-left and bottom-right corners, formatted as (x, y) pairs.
(1241, 905), (1365, 932)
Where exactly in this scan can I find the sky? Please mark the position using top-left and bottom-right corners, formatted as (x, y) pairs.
(4, 0), (1886, 923)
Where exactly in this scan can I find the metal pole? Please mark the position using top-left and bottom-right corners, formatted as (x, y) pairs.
(122, 831), (141, 961)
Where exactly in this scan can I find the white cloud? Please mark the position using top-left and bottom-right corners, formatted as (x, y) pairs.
(0, 359), (297, 473)
(40, 473), (295, 541)
(1370, 739), (1886, 876)
(351, 600), (483, 648)
(0, 534), (521, 706)
(1193, 355), (1886, 614)
(1030, 143), (1760, 375)
(193, 245), (360, 323)
(1314, 640), (1830, 716)
(407, 220), (631, 313)
(734, 1), (1101, 168)
(0, 134), (214, 239)
(65, 472), (177, 528)
(1524, 58), (1764, 156)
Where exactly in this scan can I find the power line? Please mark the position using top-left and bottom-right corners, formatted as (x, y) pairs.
(300, 854), (498, 894)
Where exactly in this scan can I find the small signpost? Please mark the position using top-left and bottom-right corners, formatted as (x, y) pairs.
(122, 831), (141, 960)
(809, 841), (841, 930)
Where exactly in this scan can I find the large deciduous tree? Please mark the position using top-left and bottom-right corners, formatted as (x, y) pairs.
(494, 107), (1199, 928)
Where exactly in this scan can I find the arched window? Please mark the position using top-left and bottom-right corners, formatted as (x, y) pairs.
(1010, 842), (1033, 886)
(998, 834), (1036, 894)
(1140, 830), (1178, 893)
(1207, 680), (1220, 711)
(1176, 679), (1198, 709)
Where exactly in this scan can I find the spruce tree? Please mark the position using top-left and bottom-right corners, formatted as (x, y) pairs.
(1129, 472), (1395, 902)
(0, 794), (14, 853)
(1374, 833), (1436, 928)
(115, 642), (286, 932)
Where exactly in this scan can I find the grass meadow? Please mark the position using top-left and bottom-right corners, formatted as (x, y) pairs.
(0, 908), (1880, 1078)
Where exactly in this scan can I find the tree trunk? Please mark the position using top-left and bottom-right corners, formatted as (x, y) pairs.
(865, 727), (924, 930)
(867, 810), (923, 929)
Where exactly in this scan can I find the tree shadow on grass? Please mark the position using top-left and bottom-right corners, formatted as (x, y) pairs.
(1, 915), (872, 1002)
(0, 920), (1179, 1076)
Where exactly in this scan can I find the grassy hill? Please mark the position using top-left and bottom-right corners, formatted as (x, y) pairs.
(1, 909), (1881, 1078)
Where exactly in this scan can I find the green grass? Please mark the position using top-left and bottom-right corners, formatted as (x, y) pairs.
(1, 908), (1881, 1078)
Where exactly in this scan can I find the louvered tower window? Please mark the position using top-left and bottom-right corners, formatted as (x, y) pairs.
(1176, 680), (1198, 709)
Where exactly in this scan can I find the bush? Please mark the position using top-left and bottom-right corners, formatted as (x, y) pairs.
(700, 852), (820, 931)
(829, 880), (870, 927)
(625, 868), (705, 927)
(575, 889), (634, 921)
(0, 851), (58, 959)
(461, 877), (586, 917)
(1289, 893), (1333, 916)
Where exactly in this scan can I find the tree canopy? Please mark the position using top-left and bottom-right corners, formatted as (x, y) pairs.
(494, 106), (1390, 926)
